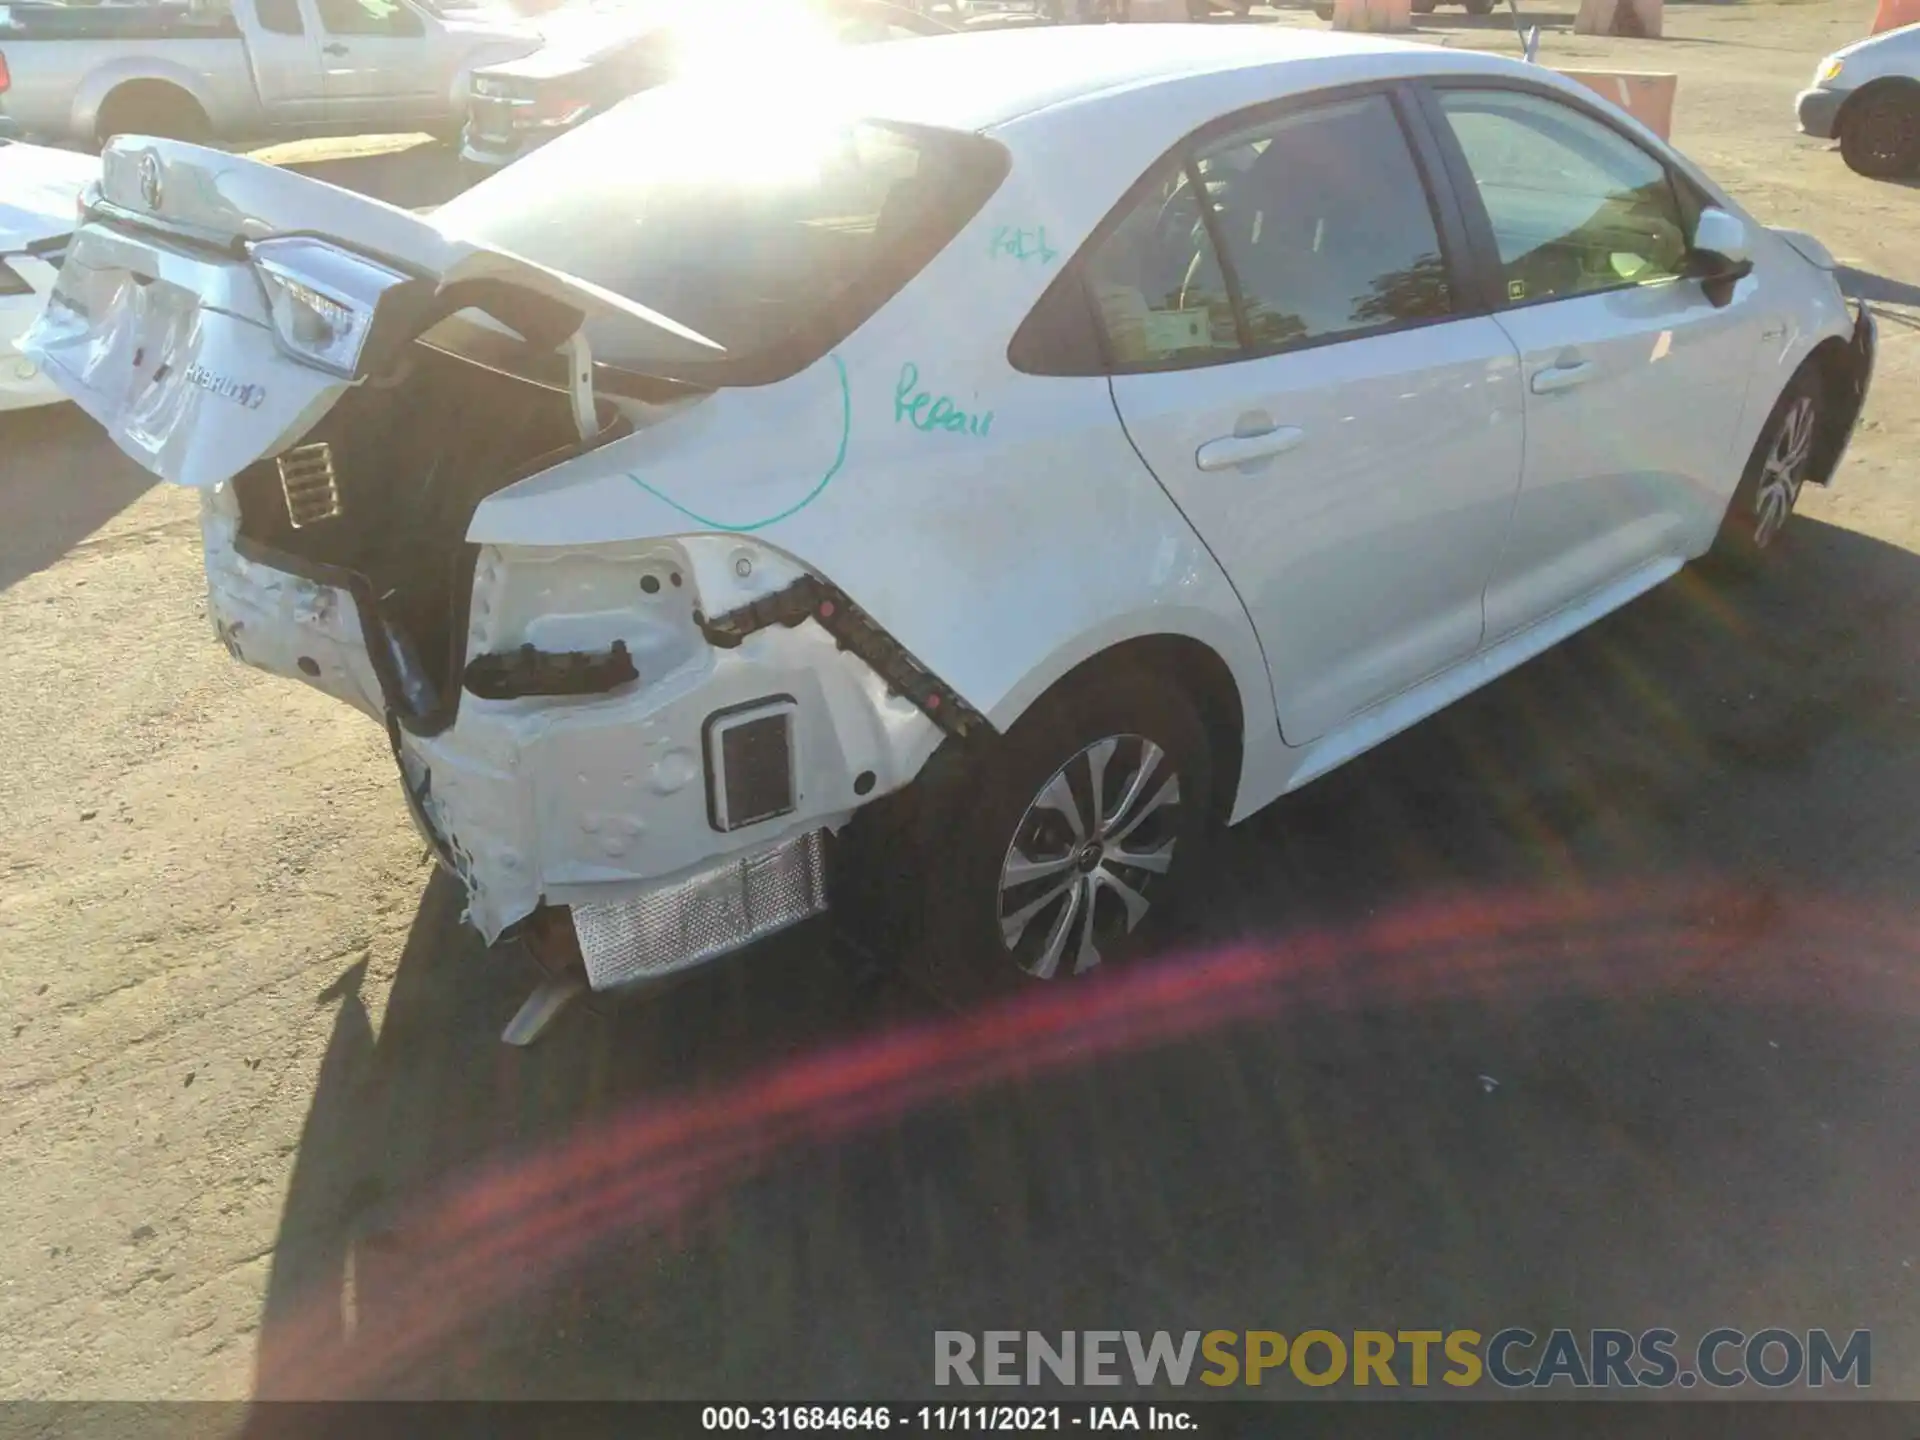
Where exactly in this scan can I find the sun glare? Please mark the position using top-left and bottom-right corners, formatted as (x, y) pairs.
(673, 0), (843, 87)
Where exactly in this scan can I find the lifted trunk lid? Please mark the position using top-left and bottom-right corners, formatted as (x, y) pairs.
(24, 137), (721, 489)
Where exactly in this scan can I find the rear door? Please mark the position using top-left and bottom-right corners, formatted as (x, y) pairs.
(1101, 88), (1525, 744)
(1421, 83), (1767, 639)
(312, 0), (437, 123)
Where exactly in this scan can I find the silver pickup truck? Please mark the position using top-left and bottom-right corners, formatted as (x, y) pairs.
(0, 0), (541, 147)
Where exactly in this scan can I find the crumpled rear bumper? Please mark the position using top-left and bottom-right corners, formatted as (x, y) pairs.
(386, 622), (921, 947)
(202, 499), (949, 969)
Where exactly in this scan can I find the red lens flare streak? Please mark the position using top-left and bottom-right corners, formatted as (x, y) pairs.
(256, 879), (1916, 1397)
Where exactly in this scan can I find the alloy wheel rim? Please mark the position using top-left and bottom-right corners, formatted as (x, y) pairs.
(996, 734), (1182, 979)
(1754, 394), (1815, 549)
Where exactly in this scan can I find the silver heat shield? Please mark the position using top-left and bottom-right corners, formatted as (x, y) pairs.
(570, 829), (829, 992)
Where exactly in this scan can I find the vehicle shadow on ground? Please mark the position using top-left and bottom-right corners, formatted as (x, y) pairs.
(253, 516), (1920, 1401)
(0, 404), (155, 592)
(1840, 266), (1920, 309)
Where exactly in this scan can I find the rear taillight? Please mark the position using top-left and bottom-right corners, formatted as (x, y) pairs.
(0, 50), (12, 94)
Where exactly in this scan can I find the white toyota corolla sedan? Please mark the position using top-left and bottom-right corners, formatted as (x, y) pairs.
(29, 25), (1876, 1035)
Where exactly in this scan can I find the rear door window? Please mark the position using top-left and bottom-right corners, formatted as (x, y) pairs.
(1073, 90), (1454, 371)
(1198, 93), (1453, 352)
(1081, 165), (1240, 368)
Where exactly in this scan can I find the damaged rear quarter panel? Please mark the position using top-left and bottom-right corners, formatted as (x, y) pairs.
(463, 151), (1280, 825)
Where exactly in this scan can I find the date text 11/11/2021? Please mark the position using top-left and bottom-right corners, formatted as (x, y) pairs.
(702, 1405), (1195, 1431)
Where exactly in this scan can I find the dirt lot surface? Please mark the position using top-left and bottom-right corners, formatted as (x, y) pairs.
(2, 0), (1916, 1403)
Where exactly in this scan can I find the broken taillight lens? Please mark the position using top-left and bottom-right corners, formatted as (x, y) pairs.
(248, 236), (408, 379)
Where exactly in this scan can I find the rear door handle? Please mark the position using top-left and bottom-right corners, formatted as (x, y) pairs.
(1530, 361), (1594, 395)
(322, 41), (349, 54)
(1195, 425), (1305, 472)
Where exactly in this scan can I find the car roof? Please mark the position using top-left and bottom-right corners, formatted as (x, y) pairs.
(768, 23), (1531, 134)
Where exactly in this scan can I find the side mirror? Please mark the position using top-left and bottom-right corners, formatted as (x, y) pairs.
(1687, 206), (1754, 306)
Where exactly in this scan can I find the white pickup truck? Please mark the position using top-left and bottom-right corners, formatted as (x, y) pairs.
(0, 0), (541, 147)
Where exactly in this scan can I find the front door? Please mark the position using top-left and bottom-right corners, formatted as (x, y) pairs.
(1101, 91), (1525, 744)
(1425, 85), (1768, 638)
(245, 0), (327, 126)
(314, 0), (437, 124)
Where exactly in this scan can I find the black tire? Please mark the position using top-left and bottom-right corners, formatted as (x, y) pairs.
(1838, 86), (1920, 179)
(1462, 0), (1497, 12)
(1313, 1), (1335, 17)
(94, 83), (210, 147)
(1411, 0), (1437, 12)
(1706, 367), (1824, 577)
(891, 668), (1217, 1008)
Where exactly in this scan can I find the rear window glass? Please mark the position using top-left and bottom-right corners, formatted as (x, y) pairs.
(432, 92), (1008, 386)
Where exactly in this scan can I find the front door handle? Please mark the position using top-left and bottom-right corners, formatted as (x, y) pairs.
(322, 41), (349, 54)
(1195, 425), (1305, 472)
(1530, 360), (1594, 395)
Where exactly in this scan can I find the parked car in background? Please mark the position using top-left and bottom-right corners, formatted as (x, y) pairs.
(958, 2), (1257, 19)
(1798, 21), (1920, 177)
(0, 0), (540, 148)
(1313, 0), (1493, 17)
(0, 139), (98, 412)
(459, 0), (950, 175)
(27, 27), (1873, 1040)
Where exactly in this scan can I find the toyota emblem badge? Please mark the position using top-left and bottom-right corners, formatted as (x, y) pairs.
(138, 152), (164, 212)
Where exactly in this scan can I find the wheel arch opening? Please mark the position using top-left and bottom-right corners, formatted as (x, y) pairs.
(95, 81), (210, 146)
(1801, 332), (1866, 485)
(1043, 634), (1246, 825)
(1836, 75), (1920, 131)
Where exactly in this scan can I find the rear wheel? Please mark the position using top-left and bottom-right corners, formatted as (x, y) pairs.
(1462, 0), (1497, 12)
(1707, 368), (1823, 576)
(94, 83), (210, 147)
(1839, 87), (1920, 178)
(899, 670), (1217, 1007)
(1411, 0), (1437, 12)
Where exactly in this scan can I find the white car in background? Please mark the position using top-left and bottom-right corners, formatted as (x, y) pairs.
(27, 27), (1875, 1040)
(1797, 21), (1920, 177)
(0, 140), (98, 411)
